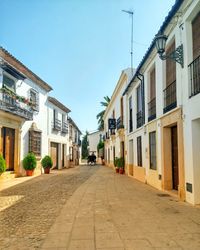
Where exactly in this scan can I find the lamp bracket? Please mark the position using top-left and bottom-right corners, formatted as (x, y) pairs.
(159, 44), (184, 68)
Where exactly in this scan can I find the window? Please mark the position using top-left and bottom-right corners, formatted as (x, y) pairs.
(150, 67), (156, 100)
(136, 85), (143, 128)
(164, 41), (177, 112)
(137, 136), (142, 167)
(120, 97), (124, 124)
(149, 131), (156, 170)
(29, 126), (42, 158)
(189, 12), (200, 97)
(3, 74), (15, 92)
(137, 85), (142, 113)
(148, 67), (156, 121)
(69, 147), (73, 161)
(192, 12), (200, 60)
(166, 41), (176, 87)
(29, 89), (39, 111)
(69, 125), (73, 139)
(129, 96), (133, 132)
(113, 146), (115, 162)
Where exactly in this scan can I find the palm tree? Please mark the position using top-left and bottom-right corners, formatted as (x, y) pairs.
(96, 96), (110, 131)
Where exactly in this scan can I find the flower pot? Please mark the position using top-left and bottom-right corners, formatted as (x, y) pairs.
(119, 168), (124, 174)
(115, 168), (119, 173)
(26, 169), (34, 176)
(44, 168), (50, 174)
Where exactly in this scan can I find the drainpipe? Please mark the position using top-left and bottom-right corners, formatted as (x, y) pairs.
(136, 72), (145, 125)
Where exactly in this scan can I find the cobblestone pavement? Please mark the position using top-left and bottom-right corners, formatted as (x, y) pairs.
(0, 165), (99, 250)
(40, 166), (200, 250)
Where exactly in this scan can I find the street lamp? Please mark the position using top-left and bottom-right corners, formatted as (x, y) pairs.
(154, 33), (184, 68)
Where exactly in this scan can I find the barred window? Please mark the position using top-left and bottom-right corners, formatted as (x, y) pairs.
(129, 96), (133, 132)
(149, 131), (156, 170)
(137, 136), (142, 167)
(3, 74), (16, 92)
(29, 88), (39, 111)
(29, 123), (42, 158)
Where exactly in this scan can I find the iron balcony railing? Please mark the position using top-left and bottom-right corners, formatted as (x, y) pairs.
(52, 118), (61, 131)
(189, 55), (200, 98)
(148, 97), (156, 122)
(116, 117), (124, 130)
(61, 121), (68, 134)
(0, 88), (33, 120)
(136, 110), (144, 128)
(163, 80), (177, 114)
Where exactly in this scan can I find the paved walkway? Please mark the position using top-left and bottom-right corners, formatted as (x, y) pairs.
(41, 165), (200, 250)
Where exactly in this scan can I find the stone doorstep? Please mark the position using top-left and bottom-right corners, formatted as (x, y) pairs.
(0, 171), (16, 180)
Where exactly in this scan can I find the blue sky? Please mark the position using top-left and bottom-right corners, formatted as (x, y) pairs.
(1, 0), (175, 133)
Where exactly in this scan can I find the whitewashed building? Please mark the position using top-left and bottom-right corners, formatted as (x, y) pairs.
(68, 117), (82, 166)
(47, 97), (71, 169)
(103, 68), (134, 169)
(0, 47), (52, 176)
(122, 0), (200, 204)
(87, 130), (102, 154)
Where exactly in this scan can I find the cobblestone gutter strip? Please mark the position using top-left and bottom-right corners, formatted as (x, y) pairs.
(0, 165), (99, 250)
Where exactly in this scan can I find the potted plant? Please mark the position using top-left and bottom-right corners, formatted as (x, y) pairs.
(0, 155), (6, 175)
(117, 157), (125, 174)
(114, 157), (119, 173)
(41, 155), (53, 174)
(23, 152), (37, 176)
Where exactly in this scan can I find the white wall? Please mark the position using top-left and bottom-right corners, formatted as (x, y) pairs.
(88, 131), (102, 154)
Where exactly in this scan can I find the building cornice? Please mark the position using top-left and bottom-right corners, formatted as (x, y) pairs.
(48, 96), (71, 113)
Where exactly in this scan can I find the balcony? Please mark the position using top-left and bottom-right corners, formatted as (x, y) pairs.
(61, 121), (68, 134)
(163, 80), (177, 114)
(116, 117), (124, 130)
(189, 55), (200, 98)
(136, 110), (144, 128)
(0, 88), (33, 120)
(148, 97), (156, 122)
(52, 118), (61, 131)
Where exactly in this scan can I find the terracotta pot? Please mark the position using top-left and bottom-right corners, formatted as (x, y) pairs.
(119, 168), (124, 174)
(115, 168), (119, 173)
(44, 168), (50, 174)
(26, 169), (34, 176)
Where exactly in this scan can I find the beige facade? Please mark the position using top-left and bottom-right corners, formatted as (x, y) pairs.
(103, 68), (133, 171)
(104, 0), (200, 204)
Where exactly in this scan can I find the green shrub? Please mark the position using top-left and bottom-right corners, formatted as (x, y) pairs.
(23, 153), (37, 170)
(41, 155), (53, 169)
(117, 157), (125, 169)
(114, 157), (119, 168)
(97, 141), (104, 151)
(0, 155), (6, 173)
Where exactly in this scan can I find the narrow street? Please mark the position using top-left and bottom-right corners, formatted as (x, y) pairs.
(0, 165), (98, 249)
(1, 165), (200, 250)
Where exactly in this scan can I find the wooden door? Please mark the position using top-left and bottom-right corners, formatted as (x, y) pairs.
(171, 126), (179, 190)
(62, 144), (65, 167)
(2, 127), (15, 171)
(113, 146), (115, 163)
(50, 142), (58, 169)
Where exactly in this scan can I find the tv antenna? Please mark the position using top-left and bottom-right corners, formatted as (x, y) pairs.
(122, 9), (134, 75)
